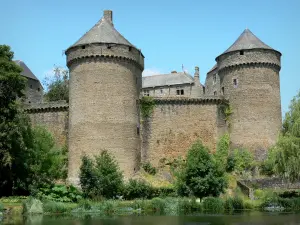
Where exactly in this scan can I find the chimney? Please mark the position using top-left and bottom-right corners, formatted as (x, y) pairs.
(194, 66), (200, 84)
(104, 10), (113, 25)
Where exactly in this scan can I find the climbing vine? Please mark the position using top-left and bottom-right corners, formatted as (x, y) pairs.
(140, 96), (156, 118)
(220, 103), (233, 128)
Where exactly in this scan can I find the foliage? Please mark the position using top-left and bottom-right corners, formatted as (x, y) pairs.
(0, 203), (4, 212)
(202, 197), (224, 213)
(22, 197), (43, 214)
(260, 146), (278, 176)
(267, 90), (300, 182)
(36, 184), (82, 203)
(142, 162), (157, 175)
(43, 66), (69, 102)
(150, 197), (166, 213)
(224, 196), (244, 212)
(140, 96), (155, 118)
(79, 151), (124, 199)
(176, 141), (228, 199)
(0, 45), (30, 196)
(123, 179), (153, 200)
(28, 126), (67, 193)
(43, 201), (75, 214)
(231, 148), (254, 174)
(215, 133), (230, 172)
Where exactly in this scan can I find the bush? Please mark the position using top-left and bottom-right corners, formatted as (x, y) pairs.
(0, 203), (4, 212)
(178, 197), (201, 214)
(79, 151), (124, 199)
(22, 198), (43, 214)
(142, 162), (157, 175)
(202, 197), (224, 213)
(37, 184), (82, 203)
(150, 197), (165, 213)
(231, 148), (254, 174)
(215, 133), (230, 172)
(43, 201), (74, 214)
(123, 179), (153, 200)
(176, 141), (228, 199)
(224, 196), (244, 212)
(153, 186), (177, 198)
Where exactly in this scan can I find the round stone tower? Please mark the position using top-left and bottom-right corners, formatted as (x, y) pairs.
(216, 29), (282, 159)
(66, 10), (144, 184)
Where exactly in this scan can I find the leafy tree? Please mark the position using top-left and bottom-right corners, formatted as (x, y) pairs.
(176, 141), (227, 199)
(44, 66), (69, 102)
(80, 151), (124, 199)
(0, 45), (30, 195)
(266, 90), (300, 182)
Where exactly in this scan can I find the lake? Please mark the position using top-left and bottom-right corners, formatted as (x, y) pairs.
(3, 212), (300, 225)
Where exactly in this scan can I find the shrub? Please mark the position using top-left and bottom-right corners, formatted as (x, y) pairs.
(176, 141), (228, 199)
(0, 203), (4, 212)
(224, 196), (244, 212)
(215, 133), (230, 172)
(79, 151), (124, 199)
(37, 184), (82, 203)
(123, 179), (153, 200)
(231, 148), (254, 174)
(153, 186), (177, 198)
(150, 197), (165, 213)
(78, 199), (92, 210)
(178, 197), (201, 214)
(22, 197), (43, 214)
(142, 162), (157, 175)
(43, 201), (74, 214)
(202, 197), (224, 213)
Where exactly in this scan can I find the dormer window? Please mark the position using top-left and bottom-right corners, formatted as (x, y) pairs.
(214, 91), (217, 96)
(176, 88), (184, 95)
(240, 50), (244, 55)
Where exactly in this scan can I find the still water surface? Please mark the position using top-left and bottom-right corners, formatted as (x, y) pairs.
(4, 212), (300, 225)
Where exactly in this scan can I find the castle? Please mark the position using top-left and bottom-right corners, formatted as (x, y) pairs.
(22, 10), (282, 185)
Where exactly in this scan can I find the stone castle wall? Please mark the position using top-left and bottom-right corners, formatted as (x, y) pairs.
(141, 98), (227, 166)
(25, 102), (69, 146)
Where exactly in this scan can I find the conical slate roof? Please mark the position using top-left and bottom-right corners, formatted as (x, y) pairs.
(69, 11), (134, 49)
(222, 29), (274, 54)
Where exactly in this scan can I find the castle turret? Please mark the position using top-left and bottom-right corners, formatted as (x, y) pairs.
(66, 10), (144, 184)
(216, 29), (282, 159)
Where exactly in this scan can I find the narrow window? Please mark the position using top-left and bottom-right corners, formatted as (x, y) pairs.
(240, 50), (244, 55)
(160, 88), (163, 94)
(233, 78), (238, 88)
(213, 74), (217, 84)
(214, 91), (217, 96)
(37, 87), (40, 92)
(181, 89), (184, 95)
(137, 126), (140, 135)
(221, 87), (224, 95)
(203, 87), (205, 94)
(129, 46), (132, 51)
(176, 89), (180, 95)
(30, 85), (33, 89)
(81, 45), (85, 49)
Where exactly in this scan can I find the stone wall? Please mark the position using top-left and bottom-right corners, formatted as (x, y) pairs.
(142, 84), (194, 98)
(25, 102), (68, 146)
(25, 78), (43, 104)
(241, 178), (300, 190)
(141, 97), (227, 166)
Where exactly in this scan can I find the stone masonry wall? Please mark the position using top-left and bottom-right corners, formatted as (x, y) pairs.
(25, 102), (68, 146)
(141, 98), (227, 166)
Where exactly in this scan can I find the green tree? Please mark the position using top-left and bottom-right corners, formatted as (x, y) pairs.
(0, 45), (30, 195)
(80, 151), (124, 199)
(272, 90), (300, 182)
(176, 141), (228, 199)
(44, 66), (69, 102)
(215, 133), (230, 172)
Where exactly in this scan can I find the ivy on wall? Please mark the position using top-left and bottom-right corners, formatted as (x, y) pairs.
(140, 96), (156, 118)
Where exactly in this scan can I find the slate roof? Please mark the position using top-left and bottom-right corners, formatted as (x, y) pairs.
(222, 29), (274, 55)
(14, 60), (40, 81)
(68, 14), (134, 50)
(142, 72), (194, 88)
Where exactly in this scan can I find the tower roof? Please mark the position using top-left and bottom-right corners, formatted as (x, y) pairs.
(221, 29), (276, 55)
(68, 10), (135, 50)
(14, 60), (39, 81)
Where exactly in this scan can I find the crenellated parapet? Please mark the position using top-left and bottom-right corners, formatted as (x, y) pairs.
(152, 97), (228, 105)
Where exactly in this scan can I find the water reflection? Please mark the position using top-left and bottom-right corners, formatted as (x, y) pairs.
(2, 212), (300, 225)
